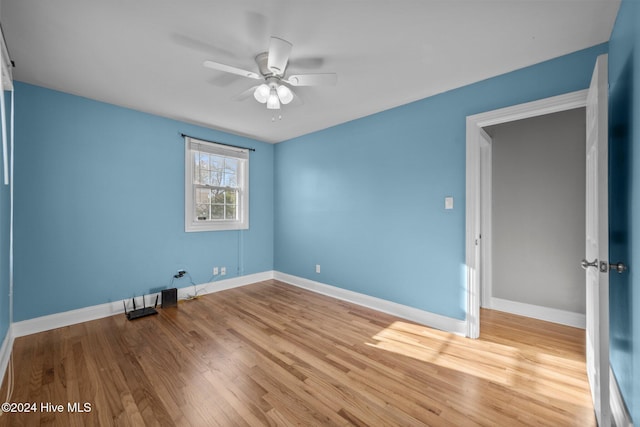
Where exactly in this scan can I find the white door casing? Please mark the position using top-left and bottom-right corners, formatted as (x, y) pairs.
(584, 53), (610, 427)
(479, 129), (492, 308)
(465, 90), (588, 339)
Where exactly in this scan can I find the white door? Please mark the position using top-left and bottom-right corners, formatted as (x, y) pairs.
(583, 54), (610, 427)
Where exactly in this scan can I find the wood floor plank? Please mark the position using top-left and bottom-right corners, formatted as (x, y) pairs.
(0, 280), (595, 426)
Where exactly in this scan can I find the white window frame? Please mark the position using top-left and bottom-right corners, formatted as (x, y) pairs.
(185, 137), (249, 232)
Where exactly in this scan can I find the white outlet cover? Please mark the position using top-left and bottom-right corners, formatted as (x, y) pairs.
(315, 264), (321, 273)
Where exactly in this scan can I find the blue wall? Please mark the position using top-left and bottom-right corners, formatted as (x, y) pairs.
(609, 0), (639, 421)
(275, 43), (608, 321)
(13, 83), (274, 321)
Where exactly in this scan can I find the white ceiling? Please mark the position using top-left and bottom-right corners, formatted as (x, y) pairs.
(1, 0), (620, 143)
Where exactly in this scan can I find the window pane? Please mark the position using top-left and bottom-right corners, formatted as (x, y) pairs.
(210, 171), (221, 186)
(212, 190), (225, 204)
(198, 153), (210, 171)
(193, 152), (200, 182)
(225, 205), (236, 220)
(224, 158), (238, 173)
(195, 204), (209, 220)
(222, 158), (238, 187)
(224, 189), (237, 205)
(211, 205), (224, 219)
(195, 188), (210, 204)
(197, 169), (210, 185)
(210, 157), (223, 173)
(222, 172), (237, 187)
(194, 154), (241, 188)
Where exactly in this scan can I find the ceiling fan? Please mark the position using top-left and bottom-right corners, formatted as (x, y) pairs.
(203, 36), (337, 110)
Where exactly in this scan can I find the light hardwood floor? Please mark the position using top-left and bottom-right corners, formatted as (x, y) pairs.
(0, 280), (594, 426)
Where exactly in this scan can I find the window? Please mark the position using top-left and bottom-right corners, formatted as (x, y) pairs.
(185, 137), (249, 232)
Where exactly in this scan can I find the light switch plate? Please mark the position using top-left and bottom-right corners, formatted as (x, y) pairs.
(445, 197), (454, 210)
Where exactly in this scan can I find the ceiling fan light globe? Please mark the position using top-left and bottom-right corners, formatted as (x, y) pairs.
(253, 84), (270, 103)
(277, 84), (294, 105)
(267, 88), (281, 109)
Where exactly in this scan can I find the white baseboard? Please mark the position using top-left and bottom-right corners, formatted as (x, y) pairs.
(12, 271), (275, 338)
(0, 326), (14, 389)
(11, 271), (465, 340)
(488, 297), (586, 329)
(274, 272), (467, 336)
(3, 270), (468, 387)
(610, 366), (634, 427)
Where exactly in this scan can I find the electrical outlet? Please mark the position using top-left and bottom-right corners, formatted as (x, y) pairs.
(315, 264), (321, 274)
(221, 266), (226, 276)
(213, 267), (219, 275)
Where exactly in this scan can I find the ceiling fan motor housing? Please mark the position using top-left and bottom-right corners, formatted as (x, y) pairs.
(255, 52), (283, 78)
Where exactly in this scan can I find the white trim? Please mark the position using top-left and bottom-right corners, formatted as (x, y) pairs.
(274, 271), (467, 336)
(184, 137), (249, 232)
(471, 89), (588, 128)
(12, 271), (275, 338)
(479, 130), (492, 308)
(0, 23), (13, 186)
(0, 326), (14, 388)
(176, 270), (273, 300)
(610, 366), (633, 427)
(488, 297), (586, 329)
(8, 270), (467, 339)
(465, 115), (482, 338)
(466, 89), (588, 338)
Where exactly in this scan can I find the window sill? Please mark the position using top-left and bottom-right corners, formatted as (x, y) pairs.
(185, 221), (249, 232)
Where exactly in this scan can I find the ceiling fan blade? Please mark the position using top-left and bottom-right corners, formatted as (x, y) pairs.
(286, 73), (338, 87)
(233, 85), (260, 101)
(203, 60), (260, 79)
(172, 34), (238, 59)
(245, 12), (268, 43)
(267, 36), (293, 75)
(290, 90), (304, 106)
(288, 57), (324, 70)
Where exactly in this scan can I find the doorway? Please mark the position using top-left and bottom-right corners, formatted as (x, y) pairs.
(480, 108), (586, 327)
(465, 90), (588, 338)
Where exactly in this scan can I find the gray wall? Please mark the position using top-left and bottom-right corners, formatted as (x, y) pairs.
(486, 107), (586, 314)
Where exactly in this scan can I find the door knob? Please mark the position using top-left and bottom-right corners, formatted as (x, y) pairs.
(581, 259), (598, 269)
(609, 262), (627, 273)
